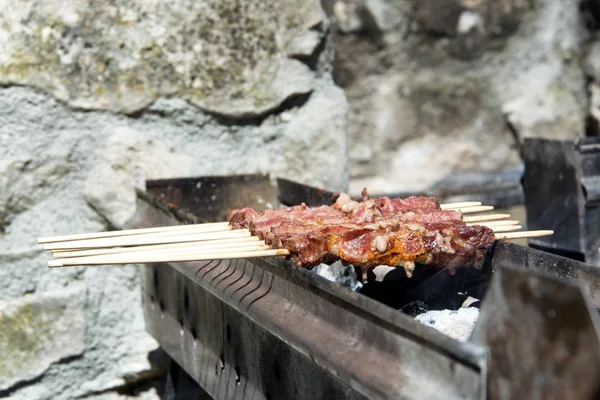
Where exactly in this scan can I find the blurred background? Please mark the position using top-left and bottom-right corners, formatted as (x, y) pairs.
(0, 0), (597, 399)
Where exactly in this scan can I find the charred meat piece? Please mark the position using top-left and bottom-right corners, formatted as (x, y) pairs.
(226, 194), (495, 276)
(266, 222), (494, 277)
(227, 207), (258, 229)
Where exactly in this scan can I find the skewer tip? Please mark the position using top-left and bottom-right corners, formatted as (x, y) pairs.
(490, 225), (522, 233)
(458, 205), (495, 214)
(440, 201), (482, 210)
(463, 214), (511, 223)
(495, 230), (554, 240)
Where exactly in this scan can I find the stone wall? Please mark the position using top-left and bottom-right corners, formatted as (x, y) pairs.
(0, 1), (347, 399)
(4, 0), (600, 398)
(327, 0), (598, 195)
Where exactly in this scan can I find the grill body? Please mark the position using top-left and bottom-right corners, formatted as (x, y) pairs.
(523, 137), (600, 265)
(126, 174), (600, 400)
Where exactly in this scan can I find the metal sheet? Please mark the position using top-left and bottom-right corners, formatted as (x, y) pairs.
(275, 178), (340, 207)
(522, 138), (585, 253)
(522, 137), (600, 265)
(471, 266), (600, 400)
(128, 192), (487, 400)
(146, 174), (279, 223)
(129, 176), (600, 400)
(427, 168), (524, 208)
(488, 241), (600, 308)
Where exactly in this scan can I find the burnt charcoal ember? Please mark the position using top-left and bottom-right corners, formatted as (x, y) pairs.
(359, 260), (492, 312)
(271, 222), (493, 275)
(312, 261), (363, 291)
(358, 264), (439, 309)
(417, 223), (495, 268)
(400, 300), (429, 317)
(227, 207), (258, 228)
(359, 280), (421, 309)
(403, 261), (492, 310)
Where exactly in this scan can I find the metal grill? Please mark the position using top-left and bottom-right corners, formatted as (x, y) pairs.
(125, 174), (600, 400)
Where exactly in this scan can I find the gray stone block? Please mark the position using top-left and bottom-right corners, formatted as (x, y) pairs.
(0, 284), (86, 391)
(331, 0), (587, 194)
(0, 1), (347, 398)
(0, 0), (325, 118)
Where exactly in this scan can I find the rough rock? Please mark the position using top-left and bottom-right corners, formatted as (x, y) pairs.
(332, 1), (363, 34)
(0, 5), (347, 395)
(0, 252), (83, 304)
(2, 265), (164, 400)
(414, 0), (532, 57)
(287, 31), (323, 57)
(331, 0), (588, 195)
(362, 0), (407, 34)
(275, 82), (349, 190)
(585, 40), (600, 80)
(80, 388), (160, 400)
(584, 41), (600, 133)
(348, 72), (519, 193)
(0, 284), (86, 391)
(501, 61), (587, 142)
(0, 0), (325, 118)
(69, 266), (163, 397)
(0, 149), (71, 226)
(83, 127), (196, 228)
(589, 83), (600, 129)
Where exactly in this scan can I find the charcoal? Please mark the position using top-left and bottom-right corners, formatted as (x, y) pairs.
(399, 300), (429, 317)
(312, 261), (363, 291)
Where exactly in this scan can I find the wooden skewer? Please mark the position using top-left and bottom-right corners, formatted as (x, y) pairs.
(45, 214), (520, 252)
(53, 243), (271, 261)
(47, 214), (504, 249)
(49, 229), (553, 268)
(48, 229), (241, 252)
(38, 200), (489, 244)
(440, 202), (481, 210)
(47, 216), (514, 252)
(62, 225), (234, 241)
(468, 220), (519, 227)
(52, 248), (94, 253)
(463, 214), (511, 223)
(52, 238), (264, 259)
(490, 225), (522, 233)
(495, 230), (554, 240)
(38, 222), (231, 243)
(53, 244), (272, 261)
(51, 223), (528, 259)
(48, 248), (290, 267)
(457, 206), (494, 214)
(43, 229), (252, 251)
(47, 229), (556, 267)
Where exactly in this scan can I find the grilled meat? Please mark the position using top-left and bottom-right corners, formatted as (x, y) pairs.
(227, 194), (495, 277)
(229, 194), (452, 230)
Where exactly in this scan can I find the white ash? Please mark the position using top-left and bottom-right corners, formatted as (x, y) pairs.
(312, 261), (363, 291)
(415, 307), (480, 342)
(372, 265), (396, 281)
(461, 296), (480, 308)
